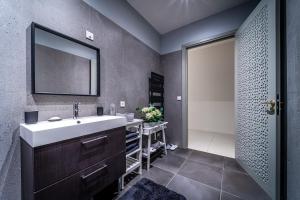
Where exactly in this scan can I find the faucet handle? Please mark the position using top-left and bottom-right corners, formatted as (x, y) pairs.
(73, 102), (79, 108)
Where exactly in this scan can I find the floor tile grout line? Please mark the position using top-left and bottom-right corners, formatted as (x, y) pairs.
(125, 167), (242, 200)
(219, 174), (224, 200)
(185, 149), (193, 160)
(155, 155), (247, 200)
(152, 149), (247, 200)
(224, 168), (249, 176)
(173, 170), (242, 200)
(169, 151), (224, 192)
(165, 152), (189, 187)
(172, 152), (226, 195)
(189, 130), (235, 158)
(220, 159), (244, 199)
(152, 152), (187, 173)
(185, 157), (224, 171)
(132, 149), (244, 200)
(165, 173), (176, 188)
(221, 191), (243, 199)
(219, 158), (225, 200)
(175, 173), (222, 193)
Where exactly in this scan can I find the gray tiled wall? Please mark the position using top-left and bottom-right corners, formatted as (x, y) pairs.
(161, 51), (183, 146)
(0, 0), (161, 199)
(286, 0), (300, 199)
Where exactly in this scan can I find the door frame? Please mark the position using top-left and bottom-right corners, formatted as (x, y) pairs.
(181, 30), (236, 149)
(278, 0), (286, 199)
(181, 0), (286, 197)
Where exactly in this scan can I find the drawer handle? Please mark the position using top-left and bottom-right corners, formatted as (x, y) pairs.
(81, 164), (108, 183)
(81, 136), (108, 148)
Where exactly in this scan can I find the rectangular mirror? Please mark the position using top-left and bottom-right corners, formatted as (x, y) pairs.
(31, 23), (100, 96)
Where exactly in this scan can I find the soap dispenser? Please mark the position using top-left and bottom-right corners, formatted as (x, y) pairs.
(110, 103), (116, 116)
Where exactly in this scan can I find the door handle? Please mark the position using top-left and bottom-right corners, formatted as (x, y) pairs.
(81, 164), (107, 183)
(81, 136), (107, 149)
(262, 99), (276, 114)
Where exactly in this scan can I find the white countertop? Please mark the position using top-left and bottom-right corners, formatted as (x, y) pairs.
(126, 119), (143, 127)
(20, 115), (127, 147)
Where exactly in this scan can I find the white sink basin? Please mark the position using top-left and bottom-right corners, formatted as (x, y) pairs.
(20, 115), (127, 147)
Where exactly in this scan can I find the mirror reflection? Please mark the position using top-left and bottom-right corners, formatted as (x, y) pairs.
(33, 24), (99, 96)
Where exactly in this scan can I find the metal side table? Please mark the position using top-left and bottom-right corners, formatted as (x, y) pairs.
(142, 122), (168, 171)
(119, 119), (143, 190)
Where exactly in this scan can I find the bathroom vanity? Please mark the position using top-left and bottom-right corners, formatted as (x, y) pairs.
(20, 116), (127, 200)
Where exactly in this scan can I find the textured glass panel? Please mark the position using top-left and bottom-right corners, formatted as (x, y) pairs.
(235, 0), (277, 198)
(236, 5), (270, 183)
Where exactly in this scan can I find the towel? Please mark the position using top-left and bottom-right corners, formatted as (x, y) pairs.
(126, 132), (139, 140)
(126, 141), (139, 151)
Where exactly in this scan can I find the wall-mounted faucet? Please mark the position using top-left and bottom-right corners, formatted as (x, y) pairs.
(73, 102), (79, 119)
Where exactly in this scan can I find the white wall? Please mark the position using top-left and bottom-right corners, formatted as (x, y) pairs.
(188, 38), (234, 135)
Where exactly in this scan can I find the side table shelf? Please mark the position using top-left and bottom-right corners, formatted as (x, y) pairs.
(119, 119), (143, 190)
(142, 122), (168, 171)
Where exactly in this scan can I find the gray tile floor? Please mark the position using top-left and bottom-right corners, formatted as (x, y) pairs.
(119, 148), (271, 200)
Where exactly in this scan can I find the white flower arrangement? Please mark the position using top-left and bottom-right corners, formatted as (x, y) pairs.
(137, 105), (162, 122)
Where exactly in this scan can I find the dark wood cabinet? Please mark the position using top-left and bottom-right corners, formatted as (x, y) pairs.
(21, 127), (126, 200)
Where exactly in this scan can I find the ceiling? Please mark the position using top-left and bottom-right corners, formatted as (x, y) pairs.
(127, 0), (251, 34)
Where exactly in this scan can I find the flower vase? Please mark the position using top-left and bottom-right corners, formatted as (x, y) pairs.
(144, 121), (161, 128)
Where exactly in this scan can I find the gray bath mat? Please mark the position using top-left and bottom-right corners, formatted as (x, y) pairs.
(119, 178), (186, 200)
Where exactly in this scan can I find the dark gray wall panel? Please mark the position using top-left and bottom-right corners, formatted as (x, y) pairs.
(161, 51), (182, 146)
(0, 0), (32, 197)
(160, 0), (260, 54)
(0, 0), (161, 199)
(286, 0), (300, 199)
(84, 0), (160, 53)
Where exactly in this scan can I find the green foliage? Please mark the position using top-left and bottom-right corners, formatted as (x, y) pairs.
(137, 105), (162, 122)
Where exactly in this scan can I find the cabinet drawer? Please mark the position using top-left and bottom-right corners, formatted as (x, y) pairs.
(34, 152), (125, 200)
(34, 127), (125, 191)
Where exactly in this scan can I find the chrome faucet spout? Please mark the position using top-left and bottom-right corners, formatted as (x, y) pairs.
(73, 102), (79, 119)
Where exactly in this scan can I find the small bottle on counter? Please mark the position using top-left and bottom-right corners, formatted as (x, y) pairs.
(110, 103), (116, 116)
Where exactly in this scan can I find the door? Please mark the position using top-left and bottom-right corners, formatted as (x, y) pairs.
(235, 0), (277, 199)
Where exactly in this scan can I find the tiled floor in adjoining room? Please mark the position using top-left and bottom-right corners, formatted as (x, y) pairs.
(118, 148), (270, 200)
(188, 129), (235, 158)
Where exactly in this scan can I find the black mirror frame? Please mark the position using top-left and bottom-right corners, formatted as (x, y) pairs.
(31, 22), (100, 97)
